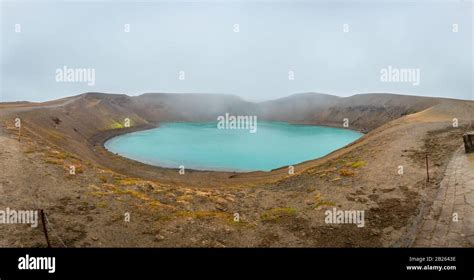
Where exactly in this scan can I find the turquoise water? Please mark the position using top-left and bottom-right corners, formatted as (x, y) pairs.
(105, 122), (363, 172)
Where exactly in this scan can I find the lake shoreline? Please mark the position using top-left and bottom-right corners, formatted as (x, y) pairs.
(102, 121), (364, 172)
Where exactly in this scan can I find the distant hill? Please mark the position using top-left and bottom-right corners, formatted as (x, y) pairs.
(7, 91), (449, 136)
(125, 92), (442, 132)
(132, 93), (258, 122)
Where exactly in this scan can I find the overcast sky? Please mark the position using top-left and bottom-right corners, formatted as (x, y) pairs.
(0, 0), (472, 102)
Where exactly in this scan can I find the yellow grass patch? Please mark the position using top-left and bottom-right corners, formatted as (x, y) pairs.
(348, 160), (366, 168)
(147, 200), (171, 209)
(307, 167), (337, 176)
(96, 201), (108, 208)
(74, 165), (84, 174)
(313, 193), (336, 208)
(46, 130), (66, 141)
(115, 177), (145, 186)
(109, 120), (125, 129)
(339, 168), (355, 176)
(260, 207), (297, 222)
(176, 194), (195, 203)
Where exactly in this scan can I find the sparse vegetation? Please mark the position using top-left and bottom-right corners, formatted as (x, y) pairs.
(47, 150), (68, 159)
(97, 201), (107, 208)
(349, 160), (366, 168)
(46, 130), (66, 141)
(260, 207), (297, 222)
(109, 120), (125, 129)
(313, 193), (336, 208)
(115, 177), (141, 186)
(339, 168), (355, 176)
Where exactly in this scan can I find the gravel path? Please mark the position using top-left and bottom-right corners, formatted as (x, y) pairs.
(413, 147), (474, 247)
